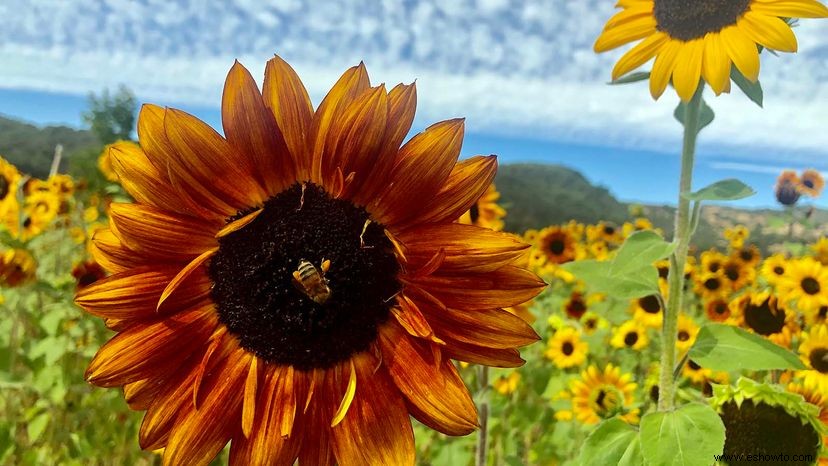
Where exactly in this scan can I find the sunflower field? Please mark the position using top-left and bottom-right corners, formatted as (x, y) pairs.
(2, 1), (828, 466)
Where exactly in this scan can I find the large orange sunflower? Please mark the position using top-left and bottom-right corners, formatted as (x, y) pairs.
(594, 0), (828, 101)
(75, 57), (545, 466)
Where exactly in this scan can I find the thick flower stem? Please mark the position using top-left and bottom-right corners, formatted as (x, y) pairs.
(476, 365), (490, 466)
(658, 84), (704, 411)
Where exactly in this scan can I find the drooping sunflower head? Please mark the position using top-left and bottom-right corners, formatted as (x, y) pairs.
(569, 363), (639, 425)
(595, 0), (828, 101)
(712, 378), (825, 464)
(545, 327), (589, 369)
(776, 170), (803, 206)
(734, 291), (795, 346)
(799, 169), (826, 198)
(537, 225), (579, 265)
(75, 57), (545, 465)
(611, 320), (650, 351)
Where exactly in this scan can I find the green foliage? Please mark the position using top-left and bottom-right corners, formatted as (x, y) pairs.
(562, 231), (673, 299)
(610, 72), (650, 85)
(674, 99), (715, 133)
(0, 117), (98, 178)
(683, 179), (755, 202)
(639, 403), (725, 466)
(81, 85), (137, 145)
(731, 68), (763, 108)
(578, 418), (642, 465)
(689, 324), (806, 372)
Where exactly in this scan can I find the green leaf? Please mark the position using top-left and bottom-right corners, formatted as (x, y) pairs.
(674, 98), (715, 132)
(682, 179), (756, 201)
(561, 260), (659, 299)
(579, 418), (643, 466)
(689, 323), (806, 371)
(26, 412), (49, 443)
(639, 403), (725, 466)
(610, 71), (650, 85)
(731, 67), (763, 107)
(610, 230), (675, 275)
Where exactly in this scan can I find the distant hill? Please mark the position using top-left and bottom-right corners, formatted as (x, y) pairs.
(0, 115), (100, 178)
(496, 163), (825, 252)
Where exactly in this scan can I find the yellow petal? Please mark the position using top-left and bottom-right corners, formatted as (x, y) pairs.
(649, 40), (682, 99)
(672, 39), (704, 102)
(702, 33), (732, 95)
(739, 11), (798, 53)
(612, 31), (669, 80)
(721, 24), (760, 82)
(331, 359), (357, 427)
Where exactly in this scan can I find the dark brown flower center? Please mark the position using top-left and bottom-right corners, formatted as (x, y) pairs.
(624, 331), (639, 347)
(678, 330), (690, 342)
(713, 302), (728, 315)
(566, 295), (587, 319)
(654, 0), (751, 41)
(704, 277), (721, 291)
(209, 182), (400, 370)
(562, 341), (575, 356)
(469, 202), (480, 224)
(688, 360), (701, 371)
(804, 179), (815, 189)
(549, 238), (566, 255)
(739, 248), (754, 262)
(0, 175), (9, 200)
(724, 263), (740, 282)
(744, 297), (785, 336)
(708, 261), (721, 273)
(603, 225), (615, 235)
(720, 400), (820, 465)
(802, 277), (821, 295)
(809, 348), (828, 373)
(773, 266), (785, 276)
(639, 295), (661, 314)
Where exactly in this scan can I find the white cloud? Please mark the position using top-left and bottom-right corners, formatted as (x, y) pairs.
(0, 0), (826, 163)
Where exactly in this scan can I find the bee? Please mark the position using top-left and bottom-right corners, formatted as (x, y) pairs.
(292, 259), (331, 304)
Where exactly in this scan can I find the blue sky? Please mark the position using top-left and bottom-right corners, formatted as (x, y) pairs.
(1, 0), (827, 208)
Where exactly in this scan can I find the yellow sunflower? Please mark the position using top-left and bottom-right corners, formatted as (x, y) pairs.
(799, 169), (825, 198)
(0, 248), (37, 287)
(0, 156), (21, 219)
(15, 190), (61, 240)
(631, 293), (663, 328)
(798, 324), (828, 392)
(732, 243), (760, 267)
(694, 271), (727, 300)
(537, 225), (579, 265)
(676, 314), (699, 353)
(720, 257), (756, 291)
(611, 320), (650, 351)
(569, 364), (639, 425)
(545, 327), (589, 369)
(734, 292), (796, 348)
(457, 182), (505, 231)
(724, 225), (750, 249)
(587, 221), (623, 245)
(812, 237), (828, 266)
(75, 57), (545, 466)
(700, 249), (727, 275)
(493, 371), (521, 396)
(780, 258), (828, 312)
(761, 253), (789, 286)
(594, 0), (828, 101)
(682, 359), (712, 385)
(581, 311), (609, 335)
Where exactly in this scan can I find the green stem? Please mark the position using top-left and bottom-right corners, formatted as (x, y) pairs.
(476, 365), (490, 466)
(658, 85), (704, 412)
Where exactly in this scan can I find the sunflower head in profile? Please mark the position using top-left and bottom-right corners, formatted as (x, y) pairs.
(611, 320), (650, 351)
(537, 225), (579, 265)
(458, 182), (506, 231)
(734, 291), (796, 348)
(712, 378), (826, 465)
(545, 327), (589, 369)
(594, 0), (828, 101)
(798, 168), (825, 198)
(75, 57), (545, 466)
(780, 257), (828, 312)
(776, 170), (802, 206)
(569, 363), (639, 425)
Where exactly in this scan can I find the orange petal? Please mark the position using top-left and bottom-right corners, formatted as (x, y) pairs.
(241, 355), (260, 438)
(330, 353), (415, 466)
(109, 203), (219, 260)
(139, 360), (199, 450)
(164, 108), (266, 214)
(373, 119), (465, 226)
(223, 60), (296, 196)
(163, 348), (248, 466)
(392, 294), (437, 340)
(297, 371), (336, 466)
(403, 265), (546, 309)
(85, 304), (218, 387)
(398, 223), (528, 274)
(443, 340), (525, 368)
(263, 55), (314, 178)
(407, 155), (497, 227)
(157, 248), (217, 310)
(125, 376), (168, 411)
(421, 305), (539, 349)
(379, 324), (478, 436)
(89, 229), (144, 274)
(308, 63), (371, 183)
(75, 265), (210, 320)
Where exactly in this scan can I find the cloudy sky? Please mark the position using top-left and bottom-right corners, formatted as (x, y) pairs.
(1, 0), (827, 207)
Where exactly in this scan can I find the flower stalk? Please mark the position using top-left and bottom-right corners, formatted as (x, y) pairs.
(658, 84), (704, 411)
(476, 365), (490, 466)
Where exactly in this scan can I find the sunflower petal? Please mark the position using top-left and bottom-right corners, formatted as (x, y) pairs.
(721, 24), (760, 82)
(739, 11), (798, 53)
(330, 359), (357, 427)
(750, 0), (828, 18)
(702, 32), (732, 95)
(612, 31), (669, 80)
(404, 265), (546, 309)
(241, 356), (260, 438)
(263, 55), (314, 178)
(594, 16), (657, 52)
(443, 341), (525, 368)
(157, 248), (217, 311)
(649, 39), (682, 99)
(672, 39), (704, 102)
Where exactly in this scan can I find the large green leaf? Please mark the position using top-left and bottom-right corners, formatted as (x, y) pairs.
(579, 418), (643, 466)
(639, 403), (725, 466)
(562, 260), (659, 299)
(683, 179), (755, 201)
(610, 230), (675, 275)
(689, 323), (806, 371)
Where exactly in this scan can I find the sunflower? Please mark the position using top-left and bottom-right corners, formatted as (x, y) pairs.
(721, 257), (756, 291)
(75, 58), (546, 466)
(0, 248), (37, 287)
(563, 291), (588, 320)
(457, 182), (505, 231)
(700, 249), (727, 275)
(631, 293), (663, 328)
(675, 314), (699, 353)
(682, 359), (712, 385)
(761, 253), (790, 287)
(0, 156), (21, 218)
(780, 258), (828, 312)
(587, 221), (623, 245)
(72, 260), (107, 291)
(569, 364), (639, 425)
(805, 305), (828, 328)
(776, 170), (802, 206)
(611, 320), (650, 351)
(694, 271), (727, 299)
(724, 225), (750, 249)
(19, 190), (61, 240)
(705, 297), (734, 323)
(594, 0), (828, 101)
(545, 327), (589, 369)
(99, 142), (125, 182)
(492, 371), (521, 396)
(813, 237), (828, 266)
(581, 311), (608, 335)
(799, 324), (828, 392)
(733, 243), (761, 267)
(734, 291), (796, 347)
(799, 169), (825, 198)
(537, 225), (579, 265)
